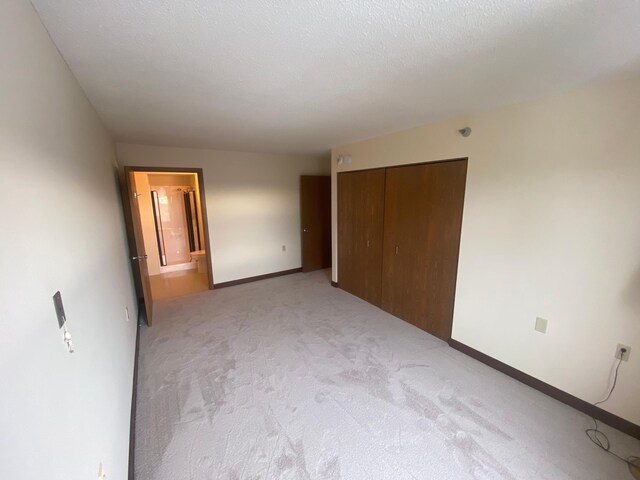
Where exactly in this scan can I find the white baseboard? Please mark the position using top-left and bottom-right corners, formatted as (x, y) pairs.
(159, 262), (197, 274)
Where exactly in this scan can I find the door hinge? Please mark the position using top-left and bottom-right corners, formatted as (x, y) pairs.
(132, 192), (139, 198)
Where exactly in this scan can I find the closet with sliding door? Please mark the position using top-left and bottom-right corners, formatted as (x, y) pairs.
(337, 159), (467, 340)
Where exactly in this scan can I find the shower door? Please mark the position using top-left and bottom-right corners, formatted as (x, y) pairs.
(151, 187), (192, 266)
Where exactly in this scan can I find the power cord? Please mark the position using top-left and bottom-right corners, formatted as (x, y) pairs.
(584, 348), (640, 475)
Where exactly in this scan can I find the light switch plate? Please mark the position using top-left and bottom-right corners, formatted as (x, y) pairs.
(535, 317), (548, 334)
(53, 291), (66, 328)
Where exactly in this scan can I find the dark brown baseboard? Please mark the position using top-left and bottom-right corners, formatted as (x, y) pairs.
(128, 308), (142, 480)
(331, 281), (339, 287)
(213, 268), (302, 289)
(448, 338), (640, 440)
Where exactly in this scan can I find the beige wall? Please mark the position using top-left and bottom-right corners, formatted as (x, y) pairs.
(331, 78), (640, 424)
(148, 173), (197, 188)
(0, 1), (137, 479)
(118, 144), (330, 283)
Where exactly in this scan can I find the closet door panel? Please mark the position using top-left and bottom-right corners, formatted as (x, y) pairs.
(381, 164), (428, 325)
(337, 169), (385, 306)
(382, 160), (467, 339)
(421, 160), (467, 339)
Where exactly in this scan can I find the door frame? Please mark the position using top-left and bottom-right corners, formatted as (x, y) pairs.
(124, 166), (215, 292)
(337, 156), (468, 175)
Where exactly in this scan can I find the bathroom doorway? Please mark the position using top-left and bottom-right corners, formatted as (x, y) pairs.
(125, 167), (213, 310)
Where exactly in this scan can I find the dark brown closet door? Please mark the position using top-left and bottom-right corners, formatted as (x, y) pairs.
(381, 160), (467, 340)
(337, 169), (386, 306)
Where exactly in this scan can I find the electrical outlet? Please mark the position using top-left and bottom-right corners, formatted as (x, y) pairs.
(282, 245), (286, 252)
(615, 344), (631, 362)
(534, 317), (548, 334)
(125, 306), (130, 322)
(98, 462), (106, 480)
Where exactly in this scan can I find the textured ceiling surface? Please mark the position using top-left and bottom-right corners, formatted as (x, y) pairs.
(31, 0), (640, 154)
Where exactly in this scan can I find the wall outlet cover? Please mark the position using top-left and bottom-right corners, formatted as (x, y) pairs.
(534, 317), (548, 334)
(53, 291), (67, 328)
(616, 344), (631, 362)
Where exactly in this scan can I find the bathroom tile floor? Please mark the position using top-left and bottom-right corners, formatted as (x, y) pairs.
(149, 269), (210, 300)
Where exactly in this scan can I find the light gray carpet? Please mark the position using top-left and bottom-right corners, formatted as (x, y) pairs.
(135, 270), (639, 479)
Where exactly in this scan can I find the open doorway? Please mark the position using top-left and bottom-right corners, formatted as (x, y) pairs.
(124, 167), (214, 323)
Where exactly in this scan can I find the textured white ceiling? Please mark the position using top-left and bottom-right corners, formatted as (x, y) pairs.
(32, 0), (640, 154)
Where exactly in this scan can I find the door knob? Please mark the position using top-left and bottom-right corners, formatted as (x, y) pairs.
(303, 229), (309, 232)
(132, 255), (148, 261)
